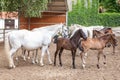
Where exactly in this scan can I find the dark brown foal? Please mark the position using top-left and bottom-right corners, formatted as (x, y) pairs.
(79, 34), (117, 69)
(54, 29), (87, 69)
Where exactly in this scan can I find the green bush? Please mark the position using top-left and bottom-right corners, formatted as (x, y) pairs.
(98, 13), (120, 27)
(68, 0), (120, 27)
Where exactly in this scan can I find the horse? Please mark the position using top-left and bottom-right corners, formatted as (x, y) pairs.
(4, 23), (65, 68)
(100, 27), (113, 34)
(20, 24), (69, 63)
(54, 29), (87, 69)
(78, 34), (117, 69)
(93, 28), (117, 54)
(69, 24), (104, 38)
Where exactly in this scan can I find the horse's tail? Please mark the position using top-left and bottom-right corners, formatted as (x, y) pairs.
(78, 40), (84, 52)
(53, 35), (59, 43)
(4, 32), (11, 66)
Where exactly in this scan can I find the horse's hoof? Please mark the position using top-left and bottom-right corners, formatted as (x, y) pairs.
(54, 63), (56, 66)
(40, 64), (44, 67)
(22, 56), (26, 61)
(35, 60), (38, 64)
(60, 64), (62, 67)
(9, 65), (16, 69)
(73, 67), (76, 69)
(97, 64), (100, 69)
(13, 65), (16, 68)
(32, 61), (35, 64)
(82, 64), (85, 69)
(49, 63), (52, 65)
(15, 57), (18, 61)
(49, 62), (53, 65)
(103, 62), (106, 64)
(23, 58), (26, 61)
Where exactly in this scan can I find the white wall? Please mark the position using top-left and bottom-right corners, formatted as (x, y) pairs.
(0, 19), (18, 42)
(0, 19), (4, 29)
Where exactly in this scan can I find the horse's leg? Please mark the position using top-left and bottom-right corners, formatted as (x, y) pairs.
(32, 51), (36, 64)
(84, 52), (88, 58)
(40, 46), (48, 66)
(112, 45), (115, 54)
(9, 48), (18, 68)
(59, 48), (64, 66)
(15, 47), (25, 61)
(15, 49), (20, 61)
(71, 50), (76, 69)
(54, 49), (59, 66)
(97, 51), (101, 69)
(80, 52), (86, 69)
(102, 50), (106, 65)
(46, 49), (52, 65)
(27, 50), (30, 59)
(22, 49), (27, 61)
(35, 49), (38, 63)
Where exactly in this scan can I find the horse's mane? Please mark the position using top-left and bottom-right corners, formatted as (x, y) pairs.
(70, 29), (81, 40)
(100, 27), (112, 31)
(32, 24), (62, 31)
(98, 34), (112, 40)
(70, 29), (82, 48)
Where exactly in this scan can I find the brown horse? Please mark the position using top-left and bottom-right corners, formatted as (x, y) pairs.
(79, 34), (117, 69)
(100, 27), (113, 34)
(93, 28), (113, 38)
(93, 28), (117, 54)
(54, 29), (87, 69)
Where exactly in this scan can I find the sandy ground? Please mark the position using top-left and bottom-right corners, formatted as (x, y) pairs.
(0, 37), (120, 80)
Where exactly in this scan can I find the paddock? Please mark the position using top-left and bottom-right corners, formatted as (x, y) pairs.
(0, 36), (120, 80)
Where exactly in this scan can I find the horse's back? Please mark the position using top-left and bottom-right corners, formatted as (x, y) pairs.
(81, 38), (103, 49)
(57, 38), (72, 50)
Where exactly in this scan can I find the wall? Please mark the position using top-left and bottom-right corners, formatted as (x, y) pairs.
(20, 12), (66, 30)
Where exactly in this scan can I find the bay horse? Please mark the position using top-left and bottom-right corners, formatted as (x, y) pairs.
(78, 34), (117, 69)
(54, 29), (87, 69)
(4, 23), (65, 68)
(93, 28), (117, 54)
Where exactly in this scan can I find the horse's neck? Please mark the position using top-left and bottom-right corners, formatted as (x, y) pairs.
(99, 36), (110, 45)
(70, 28), (79, 38)
(48, 26), (61, 38)
(70, 31), (81, 47)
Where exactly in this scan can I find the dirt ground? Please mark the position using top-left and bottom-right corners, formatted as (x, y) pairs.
(0, 37), (120, 80)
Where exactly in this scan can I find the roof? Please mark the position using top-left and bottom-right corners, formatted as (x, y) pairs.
(46, 0), (68, 13)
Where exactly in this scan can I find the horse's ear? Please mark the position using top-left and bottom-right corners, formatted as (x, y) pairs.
(108, 27), (112, 30)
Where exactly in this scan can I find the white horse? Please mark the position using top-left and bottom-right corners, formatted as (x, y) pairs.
(33, 25), (69, 38)
(21, 24), (69, 63)
(4, 23), (65, 68)
(69, 24), (104, 38)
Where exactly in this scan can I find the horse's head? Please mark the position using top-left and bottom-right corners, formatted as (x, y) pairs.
(62, 25), (69, 38)
(79, 29), (87, 40)
(106, 34), (118, 46)
(104, 28), (113, 34)
(93, 30), (104, 38)
(58, 23), (69, 38)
